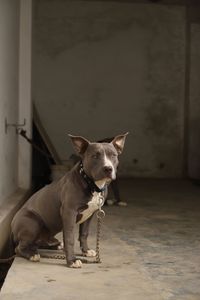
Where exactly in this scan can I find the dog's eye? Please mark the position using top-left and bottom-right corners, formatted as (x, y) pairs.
(110, 152), (117, 158)
(92, 152), (101, 159)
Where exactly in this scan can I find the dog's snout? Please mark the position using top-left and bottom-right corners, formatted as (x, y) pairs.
(103, 166), (113, 174)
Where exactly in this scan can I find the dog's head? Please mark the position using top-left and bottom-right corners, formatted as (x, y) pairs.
(69, 133), (128, 184)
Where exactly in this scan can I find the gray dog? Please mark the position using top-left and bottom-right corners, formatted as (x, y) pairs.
(11, 133), (128, 268)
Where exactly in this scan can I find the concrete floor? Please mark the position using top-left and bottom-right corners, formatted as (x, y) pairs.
(1, 180), (200, 300)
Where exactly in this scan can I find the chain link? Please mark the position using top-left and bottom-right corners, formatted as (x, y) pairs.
(40, 253), (66, 260)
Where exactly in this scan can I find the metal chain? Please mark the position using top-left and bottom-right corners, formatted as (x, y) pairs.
(95, 203), (105, 263)
(95, 213), (102, 263)
(40, 253), (65, 260)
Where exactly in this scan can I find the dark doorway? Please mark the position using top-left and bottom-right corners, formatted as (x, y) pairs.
(31, 122), (55, 193)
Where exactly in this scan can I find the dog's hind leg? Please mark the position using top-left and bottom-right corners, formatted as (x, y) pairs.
(13, 211), (43, 262)
(16, 240), (40, 262)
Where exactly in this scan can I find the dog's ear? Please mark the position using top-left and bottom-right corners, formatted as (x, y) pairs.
(68, 134), (90, 155)
(111, 132), (129, 155)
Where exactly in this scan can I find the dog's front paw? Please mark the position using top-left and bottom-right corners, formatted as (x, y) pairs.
(29, 254), (40, 262)
(82, 249), (96, 257)
(69, 259), (82, 268)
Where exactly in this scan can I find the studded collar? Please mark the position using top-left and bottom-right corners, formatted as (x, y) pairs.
(79, 162), (107, 194)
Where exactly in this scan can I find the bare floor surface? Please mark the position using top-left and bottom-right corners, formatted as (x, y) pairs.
(1, 180), (200, 300)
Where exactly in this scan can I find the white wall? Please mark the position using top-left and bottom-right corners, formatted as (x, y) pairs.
(33, 1), (186, 177)
(0, 0), (20, 203)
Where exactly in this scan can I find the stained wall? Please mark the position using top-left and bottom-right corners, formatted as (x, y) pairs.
(33, 1), (186, 177)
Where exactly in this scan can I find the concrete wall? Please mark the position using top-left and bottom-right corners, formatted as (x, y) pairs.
(0, 0), (32, 255)
(33, 1), (186, 177)
(18, 0), (33, 190)
(0, 0), (20, 203)
(188, 22), (200, 179)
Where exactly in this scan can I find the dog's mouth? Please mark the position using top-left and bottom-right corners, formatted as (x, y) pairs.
(89, 167), (116, 185)
(94, 174), (115, 183)
(95, 177), (112, 189)
(107, 173), (116, 180)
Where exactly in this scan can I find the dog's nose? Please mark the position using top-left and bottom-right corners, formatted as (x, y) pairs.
(103, 166), (113, 175)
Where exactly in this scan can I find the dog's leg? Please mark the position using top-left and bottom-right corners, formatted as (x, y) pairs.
(62, 208), (82, 268)
(110, 179), (127, 206)
(16, 241), (40, 262)
(13, 212), (42, 262)
(79, 216), (96, 257)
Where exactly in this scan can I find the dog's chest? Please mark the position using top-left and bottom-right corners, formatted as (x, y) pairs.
(76, 192), (103, 225)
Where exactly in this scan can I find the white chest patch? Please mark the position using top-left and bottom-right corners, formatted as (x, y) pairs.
(76, 192), (104, 225)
